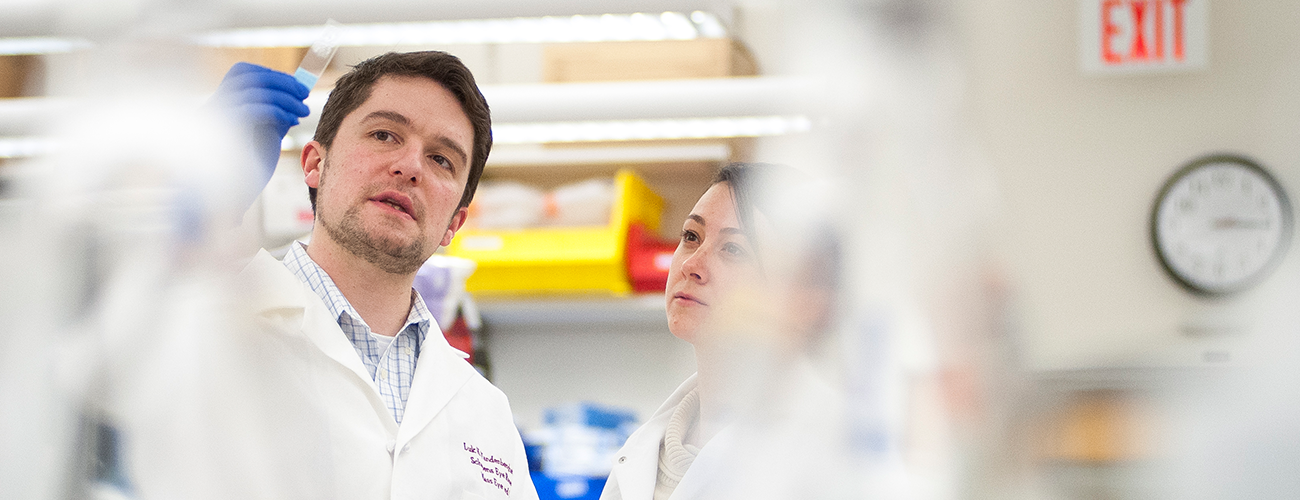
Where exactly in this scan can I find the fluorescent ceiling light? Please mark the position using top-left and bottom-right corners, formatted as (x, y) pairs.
(282, 116), (808, 151)
(0, 97), (72, 136)
(492, 116), (812, 144)
(0, 136), (58, 159)
(480, 77), (817, 123)
(0, 37), (94, 55)
(192, 11), (727, 48)
(487, 143), (730, 166)
(282, 116), (809, 151)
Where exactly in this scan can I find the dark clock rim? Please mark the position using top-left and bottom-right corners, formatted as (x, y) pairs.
(1149, 153), (1295, 297)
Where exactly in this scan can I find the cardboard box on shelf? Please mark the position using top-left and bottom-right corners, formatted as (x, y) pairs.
(200, 47), (309, 88)
(543, 38), (757, 83)
(0, 55), (38, 98)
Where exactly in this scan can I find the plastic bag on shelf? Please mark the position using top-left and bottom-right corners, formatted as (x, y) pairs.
(545, 178), (614, 227)
(469, 181), (546, 229)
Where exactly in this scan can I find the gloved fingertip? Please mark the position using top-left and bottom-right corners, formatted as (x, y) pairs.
(227, 61), (271, 78)
(271, 108), (302, 128)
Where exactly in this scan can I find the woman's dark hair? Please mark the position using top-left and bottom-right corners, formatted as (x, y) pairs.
(713, 162), (798, 248)
(713, 161), (841, 293)
(310, 51), (492, 212)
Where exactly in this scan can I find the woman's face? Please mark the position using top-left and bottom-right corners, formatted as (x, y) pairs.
(665, 182), (765, 344)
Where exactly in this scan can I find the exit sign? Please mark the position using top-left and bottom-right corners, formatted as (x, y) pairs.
(1080, 0), (1208, 73)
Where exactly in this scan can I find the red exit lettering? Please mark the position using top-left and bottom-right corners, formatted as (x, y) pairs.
(1100, 0), (1188, 65)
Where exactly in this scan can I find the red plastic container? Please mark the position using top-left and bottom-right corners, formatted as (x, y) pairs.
(625, 223), (677, 293)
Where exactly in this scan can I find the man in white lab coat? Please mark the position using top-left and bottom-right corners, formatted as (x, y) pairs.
(233, 51), (536, 499)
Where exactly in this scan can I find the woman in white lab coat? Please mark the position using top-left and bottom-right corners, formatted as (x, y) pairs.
(601, 163), (849, 500)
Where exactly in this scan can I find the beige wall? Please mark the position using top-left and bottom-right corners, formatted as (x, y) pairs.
(953, 0), (1300, 370)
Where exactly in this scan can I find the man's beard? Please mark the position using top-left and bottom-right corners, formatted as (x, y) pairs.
(317, 162), (430, 275)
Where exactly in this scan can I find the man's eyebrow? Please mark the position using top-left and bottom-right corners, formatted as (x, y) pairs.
(435, 136), (469, 166)
(360, 110), (410, 127)
(361, 110), (470, 167)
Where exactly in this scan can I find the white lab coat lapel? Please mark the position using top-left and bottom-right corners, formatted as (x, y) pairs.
(241, 250), (379, 395)
(606, 374), (698, 500)
(610, 419), (662, 500)
(396, 331), (475, 446)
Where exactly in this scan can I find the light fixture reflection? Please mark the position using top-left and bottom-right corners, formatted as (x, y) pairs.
(492, 116), (812, 144)
(0, 37), (94, 55)
(0, 136), (58, 158)
(192, 11), (727, 48)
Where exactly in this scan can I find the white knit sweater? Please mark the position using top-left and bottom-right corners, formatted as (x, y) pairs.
(653, 388), (701, 500)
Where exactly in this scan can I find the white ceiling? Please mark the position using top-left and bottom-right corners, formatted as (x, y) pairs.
(0, 0), (732, 37)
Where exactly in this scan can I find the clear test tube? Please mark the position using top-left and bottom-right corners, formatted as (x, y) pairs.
(294, 19), (344, 90)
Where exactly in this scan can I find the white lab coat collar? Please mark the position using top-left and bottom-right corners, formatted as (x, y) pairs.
(240, 249), (376, 390)
(239, 249), (476, 446)
(604, 373), (744, 500)
(397, 328), (474, 445)
(606, 374), (698, 500)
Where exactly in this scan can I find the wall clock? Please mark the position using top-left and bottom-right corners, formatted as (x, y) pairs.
(1151, 154), (1293, 295)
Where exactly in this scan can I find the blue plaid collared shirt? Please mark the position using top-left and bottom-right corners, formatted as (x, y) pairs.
(283, 242), (434, 426)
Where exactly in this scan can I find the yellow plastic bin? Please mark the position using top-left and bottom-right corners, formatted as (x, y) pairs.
(446, 169), (663, 296)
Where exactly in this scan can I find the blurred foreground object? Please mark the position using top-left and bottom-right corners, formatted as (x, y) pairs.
(1160, 274), (1300, 499)
(0, 34), (331, 499)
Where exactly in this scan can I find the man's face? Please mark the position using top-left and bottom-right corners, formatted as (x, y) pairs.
(302, 75), (474, 275)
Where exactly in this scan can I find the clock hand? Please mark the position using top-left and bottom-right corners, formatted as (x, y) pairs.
(1212, 218), (1269, 230)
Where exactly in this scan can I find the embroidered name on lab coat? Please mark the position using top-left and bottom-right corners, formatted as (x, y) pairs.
(464, 442), (514, 495)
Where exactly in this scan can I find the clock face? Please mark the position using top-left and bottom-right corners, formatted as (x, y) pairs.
(1152, 155), (1293, 295)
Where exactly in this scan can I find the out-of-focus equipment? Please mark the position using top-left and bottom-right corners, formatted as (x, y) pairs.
(523, 402), (637, 500)
(413, 255), (483, 368)
(1, 50), (334, 498)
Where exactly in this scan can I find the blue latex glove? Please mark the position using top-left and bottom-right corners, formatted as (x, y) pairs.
(209, 62), (311, 195)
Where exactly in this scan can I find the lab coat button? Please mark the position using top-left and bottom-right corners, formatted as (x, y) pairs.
(401, 444), (411, 453)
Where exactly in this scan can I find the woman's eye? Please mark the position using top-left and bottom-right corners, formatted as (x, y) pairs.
(680, 229), (700, 243)
(721, 242), (747, 257)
